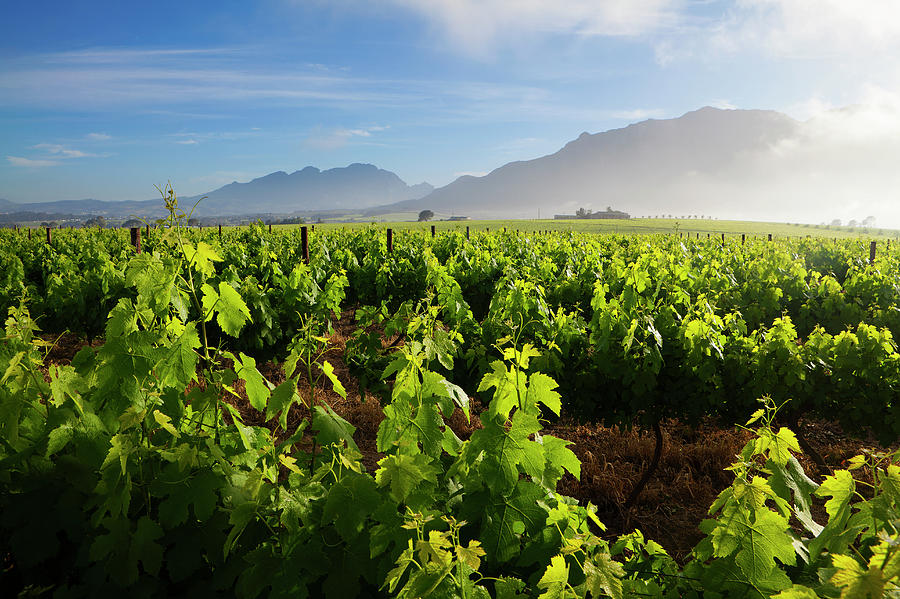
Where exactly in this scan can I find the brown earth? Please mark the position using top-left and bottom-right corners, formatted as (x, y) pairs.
(39, 323), (896, 563)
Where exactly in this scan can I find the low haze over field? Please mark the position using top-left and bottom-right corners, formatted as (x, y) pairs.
(3, 1), (900, 225)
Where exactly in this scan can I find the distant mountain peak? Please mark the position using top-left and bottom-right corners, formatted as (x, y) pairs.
(375, 106), (805, 220)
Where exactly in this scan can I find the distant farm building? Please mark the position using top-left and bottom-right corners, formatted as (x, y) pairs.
(446, 216), (471, 221)
(555, 209), (630, 220)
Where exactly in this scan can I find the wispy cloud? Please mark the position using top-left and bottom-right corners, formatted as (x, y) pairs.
(7, 156), (60, 167)
(388, 0), (683, 54)
(175, 139), (199, 145)
(0, 48), (409, 112)
(305, 125), (390, 149)
(85, 132), (111, 141)
(610, 109), (665, 120)
(31, 143), (98, 158)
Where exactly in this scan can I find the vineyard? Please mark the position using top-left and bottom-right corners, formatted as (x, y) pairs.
(2, 194), (900, 598)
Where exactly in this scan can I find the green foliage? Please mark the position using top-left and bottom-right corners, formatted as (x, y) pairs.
(5, 200), (900, 597)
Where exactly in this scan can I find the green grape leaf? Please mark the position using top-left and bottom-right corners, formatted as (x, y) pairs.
(494, 577), (527, 599)
(266, 379), (298, 429)
(414, 403), (445, 458)
(481, 481), (547, 564)
(526, 372), (562, 416)
(312, 404), (359, 452)
(319, 360), (347, 399)
(831, 554), (884, 599)
(712, 507), (796, 587)
(230, 352), (270, 412)
(46, 422), (75, 457)
(456, 539), (486, 572)
(157, 323), (200, 389)
(322, 473), (380, 542)
(583, 553), (625, 599)
(817, 470), (855, 519)
(537, 554), (569, 598)
(375, 453), (438, 503)
(478, 360), (519, 420)
(473, 410), (544, 490)
(49, 364), (85, 413)
(216, 281), (251, 336)
(772, 585), (821, 599)
(184, 241), (222, 278)
(153, 410), (179, 439)
(768, 456), (821, 536)
(539, 434), (581, 486)
(130, 516), (164, 577)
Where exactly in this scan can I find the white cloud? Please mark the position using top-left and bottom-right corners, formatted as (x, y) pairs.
(390, 0), (682, 53)
(85, 132), (111, 141)
(30, 143), (97, 158)
(7, 156), (59, 167)
(610, 109), (665, 120)
(305, 125), (389, 149)
(711, 0), (900, 59)
(176, 139), (199, 145)
(708, 99), (737, 110)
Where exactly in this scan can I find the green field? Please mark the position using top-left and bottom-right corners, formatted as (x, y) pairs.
(289, 216), (899, 239)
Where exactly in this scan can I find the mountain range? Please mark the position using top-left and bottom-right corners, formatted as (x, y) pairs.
(2, 106), (889, 224)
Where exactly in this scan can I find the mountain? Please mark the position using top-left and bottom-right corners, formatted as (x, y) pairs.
(0, 164), (432, 219)
(379, 107), (803, 220)
(0, 197), (163, 218)
(188, 163), (432, 216)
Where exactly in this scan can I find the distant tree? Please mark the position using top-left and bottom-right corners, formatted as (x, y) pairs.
(830, 219), (842, 226)
(606, 206), (613, 212)
(862, 215), (876, 227)
(848, 219), (858, 228)
(187, 217), (200, 227)
(84, 216), (106, 228)
(575, 208), (592, 218)
(417, 209), (434, 222)
(122, 218), (142, 228)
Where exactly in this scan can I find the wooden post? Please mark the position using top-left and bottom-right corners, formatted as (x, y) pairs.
(721, 233), (725, 242)
(301, 226), (309, 264)
(268, 223), (272, 234)
(768, 233), (772, 242)
(742, 233), (745, 245)
(145, 224), (150, 242)
(218, 224), (222, 239)
(46, 227), (51, 244)
(28, 228), (32, 240)
(707, 233), (710, 239)
(870, 241), (877, 265)
(466, 226), (470, 240)
(387, 228), (393, 253)
(130, 227), (142, 254)
(431, 225), (435, 238)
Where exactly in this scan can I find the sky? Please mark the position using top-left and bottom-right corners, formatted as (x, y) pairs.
(3, 0), (900, 208)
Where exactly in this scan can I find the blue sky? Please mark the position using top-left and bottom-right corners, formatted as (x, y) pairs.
(3, 0), (900, 203)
